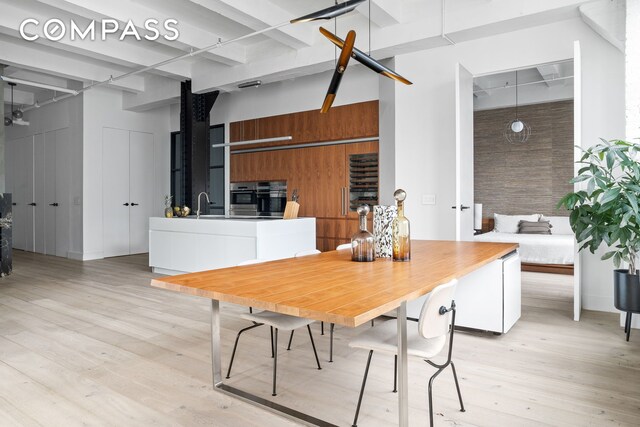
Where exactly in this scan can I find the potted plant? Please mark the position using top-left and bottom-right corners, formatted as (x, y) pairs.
(558, 139), (640, 341)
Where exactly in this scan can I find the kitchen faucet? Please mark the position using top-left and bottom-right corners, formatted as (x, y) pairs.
(196, 192), (210, 219)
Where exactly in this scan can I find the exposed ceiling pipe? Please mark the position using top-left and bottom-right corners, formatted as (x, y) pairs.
(441, 0), (455, 45)
(20, 2), (364, 113)
(0, 75), (78, 95)
(474, 75), (574, 93)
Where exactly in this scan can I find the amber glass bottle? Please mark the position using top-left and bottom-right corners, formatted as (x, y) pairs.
(392, 189), (411, 261)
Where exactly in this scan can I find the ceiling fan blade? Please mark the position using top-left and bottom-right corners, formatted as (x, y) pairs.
(321, 30), (356, 114)
(291, 0), (366, 24)
(319, 27), (413, 85)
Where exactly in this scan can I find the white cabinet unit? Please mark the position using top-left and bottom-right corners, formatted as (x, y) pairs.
(406, 250), (521, 334)
(102, 128), (154, 258)
(149, 217), (316, 275)
(7, 130), (70, 256)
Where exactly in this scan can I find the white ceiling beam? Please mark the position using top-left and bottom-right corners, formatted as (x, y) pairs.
(187, 0), (314, 49)
(0, 2), (192, 79)
(0, 35), (145, 93)
(4, 88), (35, 106)
(32, 0), (246, 66)
(357, 0), (403, 27)
(191, 0), (593, 93)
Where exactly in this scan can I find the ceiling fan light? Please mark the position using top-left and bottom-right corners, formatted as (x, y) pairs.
(12, 109), (23, 119)
(4, 117), (12, 126)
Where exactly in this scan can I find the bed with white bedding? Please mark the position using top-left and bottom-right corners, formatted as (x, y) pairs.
(474, 231), (574, 264)
(474, 214), (575, 273)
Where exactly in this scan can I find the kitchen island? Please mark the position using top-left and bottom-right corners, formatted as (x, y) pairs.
(149, 216), (316, 275)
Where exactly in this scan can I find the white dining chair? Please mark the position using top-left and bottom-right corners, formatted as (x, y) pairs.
(226, 259), (322, 397)
(326, 243), (374, 362)
(348, 279), (464, 427)
(294, 249), (335, 350)
(295, 249), (321, 257)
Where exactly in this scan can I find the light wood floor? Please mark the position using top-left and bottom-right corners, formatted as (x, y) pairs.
(1, 251), (639, 426)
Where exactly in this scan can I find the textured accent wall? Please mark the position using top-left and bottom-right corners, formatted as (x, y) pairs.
(474, 100), (574, 218)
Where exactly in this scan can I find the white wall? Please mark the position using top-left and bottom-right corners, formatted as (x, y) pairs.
(5, 93), (84, 257)
(208, 64), (380, 124)
(393, 17), (625, 312)
(83, 87), (171, 259)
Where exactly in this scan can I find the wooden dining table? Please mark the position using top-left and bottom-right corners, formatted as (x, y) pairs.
(151, 240), (518, 426)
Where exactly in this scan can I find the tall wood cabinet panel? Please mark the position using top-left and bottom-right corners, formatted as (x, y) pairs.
(102, 128), (155, 258)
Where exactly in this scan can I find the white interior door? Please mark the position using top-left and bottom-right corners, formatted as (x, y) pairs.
(44, 130), (57, 255)
(24, 136), (35, 252)
(103, 128), (131, 258)
(128, 131), (155, 254)
(55, 128), (70, 258)
(455, 63), (475, 241)
(7, 138), (25, 250)
(573, 41), (582, 322)
(34, 133), (46, 254)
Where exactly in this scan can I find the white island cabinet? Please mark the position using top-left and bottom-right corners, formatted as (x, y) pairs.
(149, 217), (316, 275)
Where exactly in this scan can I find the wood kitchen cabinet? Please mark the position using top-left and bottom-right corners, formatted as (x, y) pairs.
(229, 101), (379, 252)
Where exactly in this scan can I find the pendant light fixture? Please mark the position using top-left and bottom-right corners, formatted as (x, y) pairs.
(321, 30), (356, 113)
(503, 70), (531, 143)
(318, 0), (412, 113)
(290, 0), (366, 23)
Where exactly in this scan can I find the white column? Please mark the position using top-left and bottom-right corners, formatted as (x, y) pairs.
(627, 0), (640, 139)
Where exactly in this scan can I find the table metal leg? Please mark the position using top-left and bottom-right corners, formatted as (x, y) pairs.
(211, 300), (222, 386)
(397, 301), (408, 427)
(209, 299), (338, 426)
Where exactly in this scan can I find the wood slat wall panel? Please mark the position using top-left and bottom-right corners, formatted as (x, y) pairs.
(474, 100), (573, 218)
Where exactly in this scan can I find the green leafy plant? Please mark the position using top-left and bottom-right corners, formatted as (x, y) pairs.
(558, 139), (640, 274)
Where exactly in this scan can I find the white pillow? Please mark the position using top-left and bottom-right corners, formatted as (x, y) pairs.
(542, 216), (573, 235)
(494, 213), (540, 233)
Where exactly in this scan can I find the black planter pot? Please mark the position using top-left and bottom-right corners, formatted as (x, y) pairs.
(613, 269), (640, 341)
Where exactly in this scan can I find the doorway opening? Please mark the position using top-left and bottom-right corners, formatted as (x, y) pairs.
(471, 59), (576, 319)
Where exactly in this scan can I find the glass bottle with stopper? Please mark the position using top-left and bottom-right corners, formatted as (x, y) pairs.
(392, 189), (411, 261)
(351, 204), (375, 262)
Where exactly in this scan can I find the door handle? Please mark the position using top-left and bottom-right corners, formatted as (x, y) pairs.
(451, 205), (471, 211)
(341, 188), (346, 216)
(131, 202), (139, 206)
(123, 203), (130, 206)
(28, 202), (36, 206)
(12, 203), (16, 206)
(49, 203), (59, 207)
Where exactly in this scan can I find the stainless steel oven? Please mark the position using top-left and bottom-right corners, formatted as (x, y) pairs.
(230, 182), (257, 216)
(257, 181), (287, 217)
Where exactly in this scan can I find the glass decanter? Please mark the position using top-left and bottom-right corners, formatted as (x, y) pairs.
(392, 189), (411, 261)
(351, 204), (375, 262)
